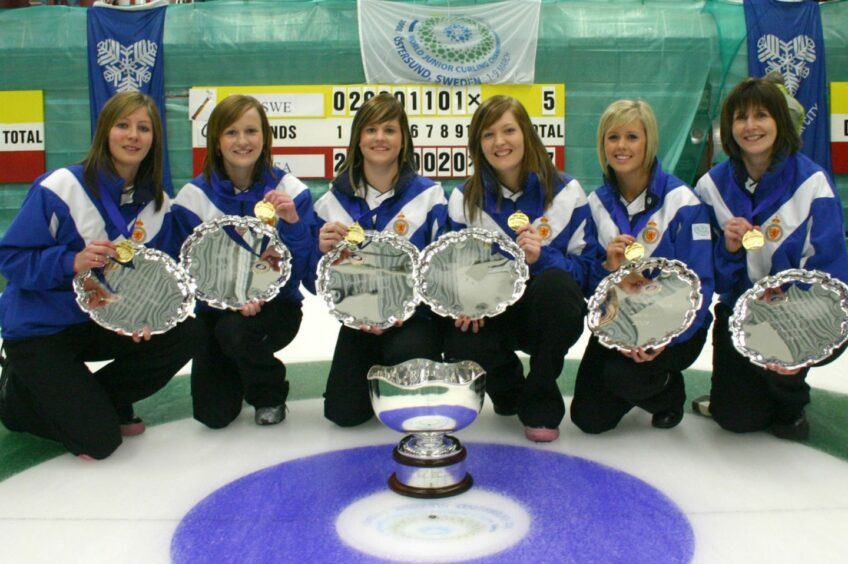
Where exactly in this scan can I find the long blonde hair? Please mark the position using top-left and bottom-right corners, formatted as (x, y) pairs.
(463, 95), (559, 223)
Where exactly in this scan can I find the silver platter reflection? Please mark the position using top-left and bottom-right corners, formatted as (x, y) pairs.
(587, 257), (702, 352)
(418, 228), (528, 320)
(179, 215), (292, 310)
(730, 268), (848, 370)
(316, 231), (420, 330)
(73, 244), (195, 335)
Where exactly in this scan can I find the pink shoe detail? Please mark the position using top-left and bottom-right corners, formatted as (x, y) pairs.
(78, 454), (95, 462)
(524, 426), (559, 443)
(120, 417), (146, 437)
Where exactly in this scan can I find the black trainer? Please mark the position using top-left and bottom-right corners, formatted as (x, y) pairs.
(771, 411), (810, 441)
(652, 409), (683, 429)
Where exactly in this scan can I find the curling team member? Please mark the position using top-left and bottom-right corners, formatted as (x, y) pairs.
(694, 77), (848, 440)
(312, 92), (448, 427)
(570, 99), (714, 434)
(0, 92), (194, 460)
(443, 95), (601, 443)
(172, 95), (315, 428)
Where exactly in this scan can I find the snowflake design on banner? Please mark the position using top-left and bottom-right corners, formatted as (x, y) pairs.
(756, 34), (816, 96)
(96, 39), (158, 92)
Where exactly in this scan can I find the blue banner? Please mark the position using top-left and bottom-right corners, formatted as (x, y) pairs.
(87, 3), (172, 194)
(744, 0), (831, 175)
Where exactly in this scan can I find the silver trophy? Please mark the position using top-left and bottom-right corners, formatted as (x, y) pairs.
(587, 257), (703, 352)
(730, 268), (848, 370)
(367, 358), (486, 498)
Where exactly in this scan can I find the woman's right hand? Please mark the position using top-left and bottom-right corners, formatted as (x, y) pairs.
(319, 222), (348, 254)
(73, 240), (117, 273)
(604, 234), (636, 272)
(455, 316), (485, 334)
(723, 217), (756, 254)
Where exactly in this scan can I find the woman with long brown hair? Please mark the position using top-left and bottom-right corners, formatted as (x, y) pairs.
(0, 92), (194, 460)
(443, 95), (602, 443)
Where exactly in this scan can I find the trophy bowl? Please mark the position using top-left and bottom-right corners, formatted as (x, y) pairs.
(367, 358), (486, 498)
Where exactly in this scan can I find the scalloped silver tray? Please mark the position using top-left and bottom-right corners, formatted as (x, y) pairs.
(418, 228), (528, 321)
(179, 215), (292, 310)
(730, 268), (848, 370)
(316, 231), (421, 330)
(73, 244), (195, 335)
(587, 257), (703, 352)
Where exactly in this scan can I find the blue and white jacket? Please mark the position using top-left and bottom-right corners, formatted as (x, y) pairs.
(695, 152), (848, 306)
(448, 171), (601, 295)
(172, 167), (316, 304)
(0, 165), (176, 340)
(313, 166), (447, 252)
(589, 161), (715, 342)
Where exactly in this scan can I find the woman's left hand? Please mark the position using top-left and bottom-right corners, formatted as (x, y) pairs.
(765, 362), (802, 376)
(360, 320), (403, 336)
(515, 224), (542, 265)
(620, 345), (665, 363)
(240, 300), (264, 317)
(265, 191), (299, 224)
(118, 326), (152, 343)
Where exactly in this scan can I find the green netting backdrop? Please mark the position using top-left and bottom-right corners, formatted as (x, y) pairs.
(1, 0), (847, 239)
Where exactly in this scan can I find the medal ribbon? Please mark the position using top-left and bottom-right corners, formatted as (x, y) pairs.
(737, 177), (784, 226)
(222, 224), (272, 258)
(98, 185), (141, 270)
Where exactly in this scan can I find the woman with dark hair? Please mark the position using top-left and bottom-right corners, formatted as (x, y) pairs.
(694, 77), (848, 440)
(0, 92), (194, 460)
(313, 92), (448, 427)
(443, 95), (601, 443)
(172, 94), (315, 428)
(570, 99), (714, 434)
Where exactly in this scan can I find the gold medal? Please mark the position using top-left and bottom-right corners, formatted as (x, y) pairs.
(115, 240), (135, 264)
(624, 241), (645, 262)
(742, 229), (764, 251)
(507, 211), (530, 231)
(345, 222), (366, 245)
(254, 200), (276, 224)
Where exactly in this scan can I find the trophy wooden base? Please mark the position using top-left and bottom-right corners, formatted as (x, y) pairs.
(389, 437), (473, 498)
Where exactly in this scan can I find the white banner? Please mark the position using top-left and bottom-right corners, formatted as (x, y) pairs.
(358, 0), (540, 85)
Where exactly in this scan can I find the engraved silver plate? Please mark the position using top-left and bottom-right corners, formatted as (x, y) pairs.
(316, 231), (420, 330)
(418, 228), (528, 320)
(179, 216), (292, 310)
(730, 268), (848, 370)
(73, 244), (195, 335)
(587, 257), (703, 352)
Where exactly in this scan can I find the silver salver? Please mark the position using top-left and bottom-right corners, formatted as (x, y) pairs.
(587, 257), (703, 352)
(179, 216), (292, 310)
(368, 358), (486, 498)
(73, 244), (195, 335)
(730, 268), (848, 370)
(418, 228), (528, 320)
(316, 231), (420, 330)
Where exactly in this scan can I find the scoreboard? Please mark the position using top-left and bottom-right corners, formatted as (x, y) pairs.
(189, 84), (566, 180)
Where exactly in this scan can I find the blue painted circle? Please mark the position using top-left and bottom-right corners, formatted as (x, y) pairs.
(171, 443), (693, 563)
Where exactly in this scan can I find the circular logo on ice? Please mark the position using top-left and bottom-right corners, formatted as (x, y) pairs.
(335, 489), (530, 562)
(394, 16), (510, 85)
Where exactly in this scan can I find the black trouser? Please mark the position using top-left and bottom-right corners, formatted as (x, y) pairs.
(323, 311), (445, 427)
(443, 269), (586, 429)
(0, 319), (195, 459)
(191, 299), (302, 429)
(570, 327), (707, 434)
(710, 302), (817, 432)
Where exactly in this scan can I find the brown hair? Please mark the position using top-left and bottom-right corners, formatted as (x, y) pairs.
(335, 92), (416, 191)
(719, 77), (801, 162)
(82, 91), (164, 210)
(203, 94), (275, 185)
(463, 95), (559, 223)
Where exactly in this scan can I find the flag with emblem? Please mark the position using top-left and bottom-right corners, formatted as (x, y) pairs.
(744, 0), (830, 174)
(87, 0), (172, 194)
